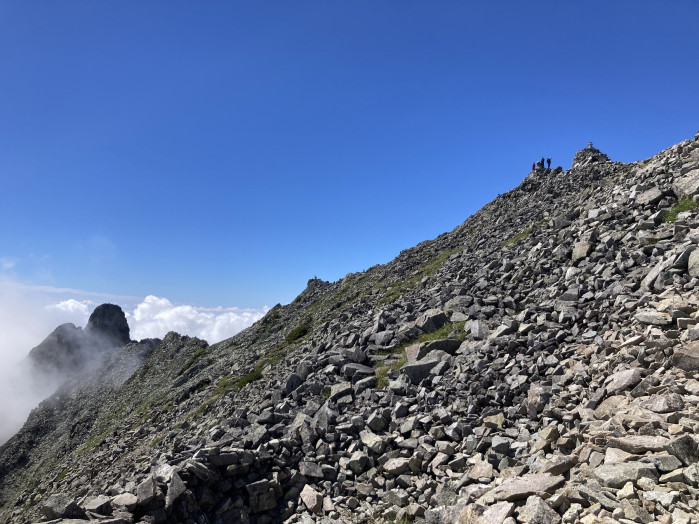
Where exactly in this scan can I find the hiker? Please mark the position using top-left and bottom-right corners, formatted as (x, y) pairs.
(536, 160), (543, 170)
(540, 157), (545, 169)
(547, 157), (551, 169)
(532, 161), (536, 171)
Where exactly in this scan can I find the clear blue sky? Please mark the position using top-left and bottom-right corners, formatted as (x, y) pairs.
(1, 1), (698, 309)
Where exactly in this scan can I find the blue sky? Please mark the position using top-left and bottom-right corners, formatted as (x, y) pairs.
(1, 2), (698, 341)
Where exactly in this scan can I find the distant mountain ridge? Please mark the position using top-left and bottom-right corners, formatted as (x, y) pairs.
(3, 132), (699, 523)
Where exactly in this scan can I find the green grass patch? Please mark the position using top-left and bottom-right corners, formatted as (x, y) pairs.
(321, 386), (331, 401)
(285, 323), (310, 342)
(663, 198), (698, 222)
(376, 353), (408, 389)
(150, 434), (167, 448)
(501, 226), (533, 247)
(374, 321), (465, 389)
(178, 344), (210, 376)
(55, 468), (69, 482)
(187, 399), (214, 421)
(75, 428), (111, 456)
(377, 248), (460, 306)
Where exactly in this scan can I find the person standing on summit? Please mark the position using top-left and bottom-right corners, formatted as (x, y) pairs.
(546, 157), (551, 169)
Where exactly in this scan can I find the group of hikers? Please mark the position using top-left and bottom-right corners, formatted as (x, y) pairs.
(532, 157), (551, 171)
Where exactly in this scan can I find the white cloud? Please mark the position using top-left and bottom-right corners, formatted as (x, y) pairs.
(46, 299), (93, 324)
(128, 295), (268, 343)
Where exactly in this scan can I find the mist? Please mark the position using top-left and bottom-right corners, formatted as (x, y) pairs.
(0, 280), (268, 444)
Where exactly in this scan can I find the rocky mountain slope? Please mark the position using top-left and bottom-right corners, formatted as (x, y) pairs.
(3, 133), (699, 523)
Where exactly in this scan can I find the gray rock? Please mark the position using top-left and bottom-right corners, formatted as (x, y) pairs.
(594, 461), (658, 488)
(688, 249), (699, 277)
(360, 430), (386, 454)
(468, 319), (489, 340)
(672, 343), (699, 371)
(672, 168), (699, 199)
(488, 474), (565, 502)
(571, 241), (592, 263)
(605, 368), (642, 395)
(636, 187), (664, 206)
(516, 495), (561, 524)
(135, 475), (157, 506)
(82, 494), (111, 515)
(300, 484), (323, 515)
(41, 494), (87, 520)
(401, 358), (440, 385)
(299, 461), (324, 479)
(634, 309), (672, 325)
(111, 493), (138, 511)
(283, 373), (303, 395)
(383, 457), (411, 475)
(165, 472), (186, 511)
(416, 309), (448, 332)
(329, 381), (353, 400)
(246, 479), (277, 513)
(666, 434), (699, 466)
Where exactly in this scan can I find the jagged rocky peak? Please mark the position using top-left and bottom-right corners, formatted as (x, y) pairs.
(85, 303), (131, 346)
(571, 140), (611, 168)
(27, 303), (131, 377)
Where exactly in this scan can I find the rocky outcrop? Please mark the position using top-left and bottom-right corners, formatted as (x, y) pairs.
(27, 304), (132, 377)
(85, 303), (131, 346)
(3, 132), (699, 523)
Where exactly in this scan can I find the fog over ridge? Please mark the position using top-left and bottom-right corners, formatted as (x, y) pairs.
(0, 281), (268, 444)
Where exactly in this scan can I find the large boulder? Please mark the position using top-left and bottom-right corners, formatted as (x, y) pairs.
(41, 493), (86, 520)
(672, 168), (699, 199)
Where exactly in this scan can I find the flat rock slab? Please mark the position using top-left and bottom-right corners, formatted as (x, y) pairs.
(41, 494), (87, 520)
(111, 493), (138, 511)
(329, 381), (353, 400)
(608, 436), (669, 454)
(419, 338), (462, 357)
(605, 368), (643, 395)
(488, 474), (565, 502)
(401, 358), (440, 384)
(634, 309), (672, 325)
(594, 461), (658, 488)
(383, 457), (411, 475)
(636, 187), (664, 206)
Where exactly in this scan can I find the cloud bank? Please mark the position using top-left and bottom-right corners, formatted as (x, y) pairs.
(48, 295), (269, 344)
(0, 280), (268, 443)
